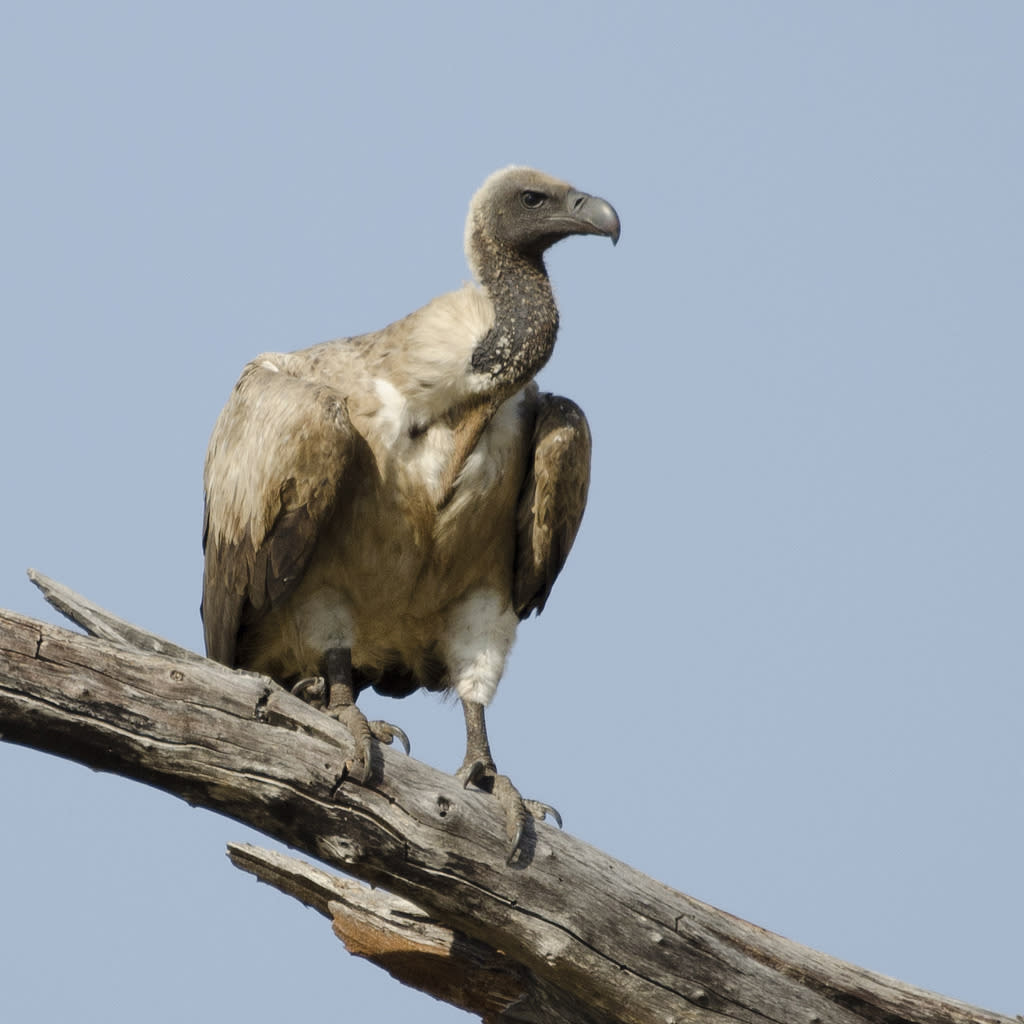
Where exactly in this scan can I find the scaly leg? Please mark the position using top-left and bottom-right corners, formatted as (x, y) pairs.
(293, 648), (409, 784)
(456, 699), (561, 865)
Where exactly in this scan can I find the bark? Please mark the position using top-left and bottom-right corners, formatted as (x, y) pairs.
(0, 572), (1015, 1024)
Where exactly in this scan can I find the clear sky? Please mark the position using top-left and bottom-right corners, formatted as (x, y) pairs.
(2, 2), (1021, 1020)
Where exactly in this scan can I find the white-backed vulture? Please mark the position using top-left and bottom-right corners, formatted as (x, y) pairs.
(202, 166), (619, 860)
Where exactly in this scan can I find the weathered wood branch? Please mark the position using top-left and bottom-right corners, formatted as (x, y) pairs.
(0, 573), (1015, 1024)
(227, 842), (549, 1022)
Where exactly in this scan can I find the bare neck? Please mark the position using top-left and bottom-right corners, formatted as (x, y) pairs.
(469, 228), (560, 397)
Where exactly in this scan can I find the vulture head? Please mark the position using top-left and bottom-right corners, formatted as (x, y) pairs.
(465, 166), (620, 280)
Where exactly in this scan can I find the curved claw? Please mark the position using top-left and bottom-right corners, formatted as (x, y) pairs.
(344, 756), (370, 785)
(506, 820), (526, 867)
(291, 676), (326, 705)
(523, 799), (563, 829)
(457, 758), (491, 789)
(489, 773), (528, 864)
(370, 720), (411, 755)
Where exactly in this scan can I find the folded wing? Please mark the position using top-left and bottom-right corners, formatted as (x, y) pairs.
(201, 360), (355, 665)
(514, 393), (592, 620)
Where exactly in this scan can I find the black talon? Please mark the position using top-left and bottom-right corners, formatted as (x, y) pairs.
(457, 758), (489, 789)
(292, 675), (326, 705)
(393, 725), (411, 755)
(370, 720), (411, 755)
(491, 773), (529, 864)
(506, 821), (525, 866)
(525, 799), (562, 829)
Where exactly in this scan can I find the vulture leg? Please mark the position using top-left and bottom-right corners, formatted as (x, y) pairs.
(296, 648), (410, 784)
(456, 699), (561, 865)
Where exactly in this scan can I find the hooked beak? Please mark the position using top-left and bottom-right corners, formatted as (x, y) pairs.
(565, 189), (621, 245)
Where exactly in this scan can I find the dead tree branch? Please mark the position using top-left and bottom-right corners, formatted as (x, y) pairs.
(0, 572), (1014, 1024)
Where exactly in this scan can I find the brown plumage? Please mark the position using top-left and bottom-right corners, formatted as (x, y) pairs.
(202, 166), (619, 860)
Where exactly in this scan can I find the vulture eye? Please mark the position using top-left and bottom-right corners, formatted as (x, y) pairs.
(520, 190), (547, 209)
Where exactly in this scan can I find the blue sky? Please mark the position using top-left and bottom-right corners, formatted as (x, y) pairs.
(2, 3), (1022, 1020)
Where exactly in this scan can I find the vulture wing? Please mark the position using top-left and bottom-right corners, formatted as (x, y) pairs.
(202, 360), (355, 666)
(513, 393), (592, 620)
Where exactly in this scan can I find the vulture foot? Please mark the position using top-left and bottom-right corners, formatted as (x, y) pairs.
(458, 699), (561, 864)
(331, 704), (410, 784)
(293, 649), (409, 784)
(457, 758), (562, 866)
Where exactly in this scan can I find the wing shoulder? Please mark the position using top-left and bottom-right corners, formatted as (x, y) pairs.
(201, 357), (356, 664)
(513, 392), (592, 619)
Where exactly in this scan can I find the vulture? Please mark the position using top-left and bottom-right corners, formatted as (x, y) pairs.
(202, 166), (619, 860)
